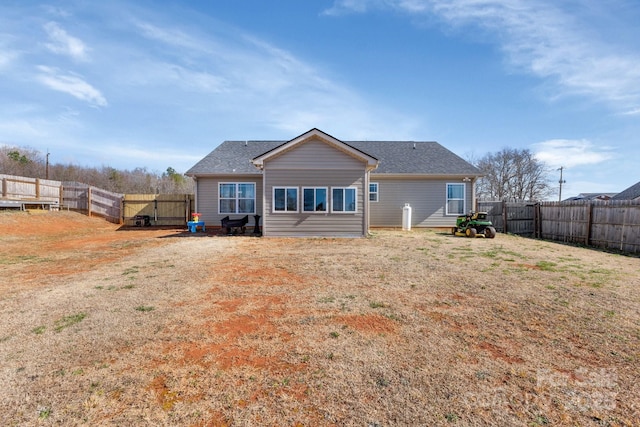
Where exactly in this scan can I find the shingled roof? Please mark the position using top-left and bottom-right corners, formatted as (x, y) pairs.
(611, 181), (640, 200)
(185, 139), (480, 176)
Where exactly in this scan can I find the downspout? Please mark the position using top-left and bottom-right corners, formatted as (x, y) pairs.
(260, 168), (266, 236)
(250, 158), (266, 236)
(193, 177), (198, 213)
(364, 168), (370, 236)
(471, 176), (477, 211)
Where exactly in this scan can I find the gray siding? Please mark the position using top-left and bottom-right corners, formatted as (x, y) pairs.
(370, 177), (473, 227)
(196, 175), (263, 229)
(267, 138), (364, 170)
(262, 141), (368, 237)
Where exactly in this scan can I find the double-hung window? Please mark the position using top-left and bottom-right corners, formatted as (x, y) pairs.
(332, 187), (357, 213)
(369, 182), (379, 202)
(274, 187), (298, 212)
(446, 183), (465, 215)
(219, 182), (255, 214)
(303, 187), (328, 212)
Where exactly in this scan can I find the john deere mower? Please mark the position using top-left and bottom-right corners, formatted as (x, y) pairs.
(451, 211), (496, 238)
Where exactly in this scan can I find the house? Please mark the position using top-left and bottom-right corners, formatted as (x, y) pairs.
(564, 192), (617, 201)
(611, 181), (640, 201)
(185, 128), (481, 237)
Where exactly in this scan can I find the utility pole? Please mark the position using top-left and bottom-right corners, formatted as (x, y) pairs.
(557, 166), (566, 201)
(46, 150), (50, 180)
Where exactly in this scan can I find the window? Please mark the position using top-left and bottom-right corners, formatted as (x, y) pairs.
(274, 187), (298, 212)
(369, 182), (379, 202)
(332, 187), (357, 212)
(446, 183), (465, 215)
(303, 187), (328, 212)
(219, 182), (255, 214)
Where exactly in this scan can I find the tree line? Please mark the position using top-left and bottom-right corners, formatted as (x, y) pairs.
(0, 146), (194, 194)
(2, 144), (555, 201)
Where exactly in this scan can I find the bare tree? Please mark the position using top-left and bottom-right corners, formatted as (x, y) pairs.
(474, 148), (553, 201)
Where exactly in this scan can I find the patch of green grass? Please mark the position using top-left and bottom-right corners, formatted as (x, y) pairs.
(532, 414), (549, 425)
(318, 296), (335, 303)
(329, 331), (339, 338)
(135, 305), (154, 312)
(536, 261), (557, 271)
(481, 249), (499, 259)
(38, 407), (52, 419)
(54, 312), (86, 332)
(121, 284), (135, 289)
(444, 412), (459, 422)
(604, 310), (615, 318)
(32, 325), (46, 334)
(122, 267), (139, 275)
(0, 255), (51, 265)
(375, 377), (389, 387)
(369, 301), (386, 309)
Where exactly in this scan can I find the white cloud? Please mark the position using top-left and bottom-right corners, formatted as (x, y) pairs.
(533, 139), (614, 168)
(0, 50), (17, 69)
(43, 21), (89, 61)
(36, 66), (107, 107)
(324, 0), (640, 113)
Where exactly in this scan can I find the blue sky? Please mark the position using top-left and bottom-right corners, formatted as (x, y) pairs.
(1, 0), (639, 198)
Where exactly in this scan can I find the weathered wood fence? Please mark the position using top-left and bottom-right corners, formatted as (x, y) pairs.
(62, 182), (123, 224)
(477, 200), (640, 254)
(2, 174), (194, 226)
(1, 173), (62, 203)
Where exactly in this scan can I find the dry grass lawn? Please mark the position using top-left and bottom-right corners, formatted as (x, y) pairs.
(1, 210), (639, 426)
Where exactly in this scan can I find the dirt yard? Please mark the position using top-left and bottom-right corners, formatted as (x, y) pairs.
(1, 210), (638, 426)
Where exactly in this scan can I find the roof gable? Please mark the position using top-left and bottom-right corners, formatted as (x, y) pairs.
(251, 128), (378, 170)
(185, 128), (481, 176)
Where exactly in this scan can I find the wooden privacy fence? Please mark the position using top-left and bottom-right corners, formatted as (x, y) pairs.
(1, 173), (62, 204)
(122, 194), (194, 226)
(2, 174), (195, 226)
(63, 182), (123, 224)
(477, 200), (640, 254)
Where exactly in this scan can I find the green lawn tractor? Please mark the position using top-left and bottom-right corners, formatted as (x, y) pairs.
(451, 211), (497, 238)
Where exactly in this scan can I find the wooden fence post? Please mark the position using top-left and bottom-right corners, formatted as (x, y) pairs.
(502, 202), (508, 234)
(2, 178), (6, 198)
(533, 203), (540, 238)
(35, 178), (40, 199)
(88, 187), (92, 217)
(585, 202), (593, 246)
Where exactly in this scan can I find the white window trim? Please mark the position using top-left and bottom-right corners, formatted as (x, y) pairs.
(369, 182), (379, 203)
(218, 182), (256, 215)
(446, 182), (465, 216)
(273, 186), (299, 213)
(302, 187), (328, 213)
(331, 187), (358, 213)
